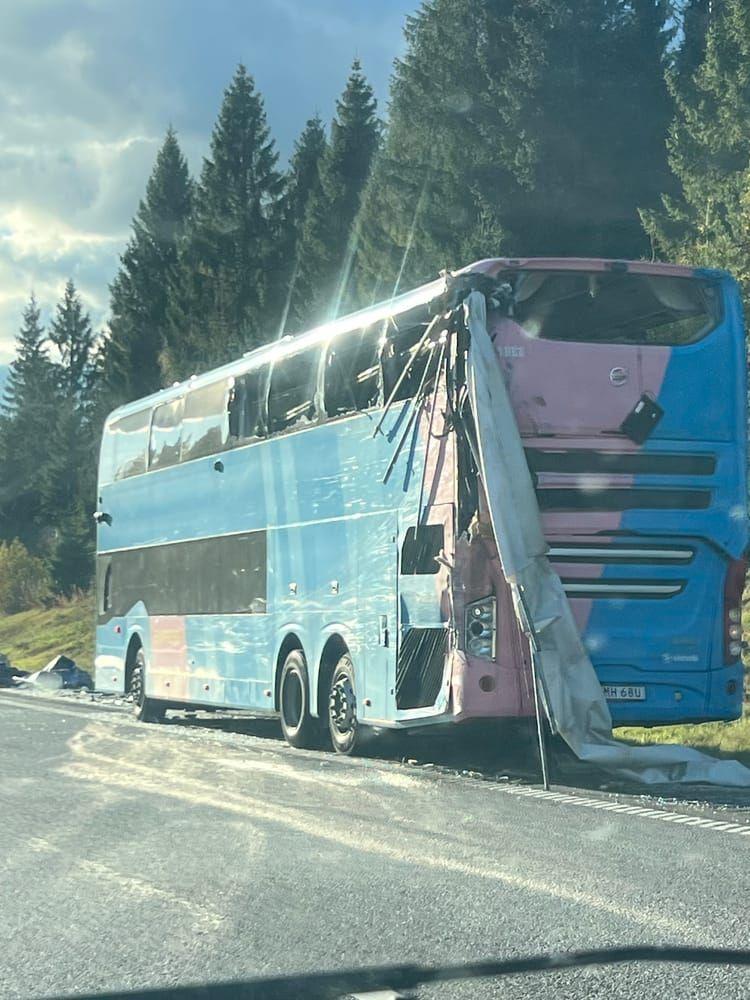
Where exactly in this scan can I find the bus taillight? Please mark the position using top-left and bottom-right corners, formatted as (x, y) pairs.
(723, 556), (747, 663)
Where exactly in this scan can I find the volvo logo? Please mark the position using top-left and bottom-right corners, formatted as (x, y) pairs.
(609, 366), (629, 387)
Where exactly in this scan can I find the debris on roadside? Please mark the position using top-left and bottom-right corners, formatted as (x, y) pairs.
(24, 654), (93, 691)
(0, 652), (29, 688)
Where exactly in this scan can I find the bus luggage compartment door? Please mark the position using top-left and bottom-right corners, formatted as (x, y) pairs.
(354, 512), (399, 722)
(395, 506), (453, 716)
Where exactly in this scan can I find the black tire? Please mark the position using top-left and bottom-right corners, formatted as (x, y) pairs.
(327, 653), (362, 755)
(279, 650), (318, 749)
(129, 648), (166, 724)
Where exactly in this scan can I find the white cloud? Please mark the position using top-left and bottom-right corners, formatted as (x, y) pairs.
(0, 206), (125, 259)
(0, 0), (414, 363)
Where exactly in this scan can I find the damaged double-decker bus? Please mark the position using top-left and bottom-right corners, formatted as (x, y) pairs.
(94, 257), (748, 752)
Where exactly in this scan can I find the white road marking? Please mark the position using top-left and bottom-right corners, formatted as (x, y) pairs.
(498, 784), (750, 837)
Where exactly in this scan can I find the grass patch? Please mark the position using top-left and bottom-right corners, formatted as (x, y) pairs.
(616, 712), (750, 768)
(0, 592), (94, 672)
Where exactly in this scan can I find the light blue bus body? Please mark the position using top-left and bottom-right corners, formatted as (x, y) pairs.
(95, 258), (749, 734)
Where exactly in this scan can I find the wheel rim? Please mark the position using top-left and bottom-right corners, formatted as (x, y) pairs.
(282, 670), (303, 730)
(329, 672), (356, 736)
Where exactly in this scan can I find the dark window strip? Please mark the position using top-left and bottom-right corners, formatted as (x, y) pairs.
(97, 530), (267, 622)
(536, 488), (711, 511)
(525, 449), (716, 477)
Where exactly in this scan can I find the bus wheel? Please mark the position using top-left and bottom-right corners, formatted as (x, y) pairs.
(279, 650), (317, 749)
(129, 648), (166, 724)
(328, 654), (361, 755)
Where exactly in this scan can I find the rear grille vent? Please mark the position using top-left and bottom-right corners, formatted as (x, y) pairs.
(560, 578), (686, 599)
(396, 627), (447, 710)
(549, 544), (695, 565)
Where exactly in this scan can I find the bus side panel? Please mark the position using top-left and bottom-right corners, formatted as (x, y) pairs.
(180, 614), (274, 710)
(269, 515), (360, 713)
(269, 510), (398, 724)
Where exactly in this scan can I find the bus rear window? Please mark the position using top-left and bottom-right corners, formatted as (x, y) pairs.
(509, 271), (720, 346)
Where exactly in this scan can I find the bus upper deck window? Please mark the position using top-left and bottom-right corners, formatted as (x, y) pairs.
(103, 408), (149, 483)
(382, 320), (432, 402)
(181, 379), (229, 462)
(149, 397), (184, 471)
(229, 367), (267, 443)
(323, 326), (381, 417)
(268, 347), (321, 434)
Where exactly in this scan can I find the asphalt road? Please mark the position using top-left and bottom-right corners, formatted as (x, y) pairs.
(1, 690), (749, 1000)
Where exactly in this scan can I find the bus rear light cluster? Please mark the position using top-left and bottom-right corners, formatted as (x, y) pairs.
(465, 596), (496, 660)
(723, 557), (747, 663)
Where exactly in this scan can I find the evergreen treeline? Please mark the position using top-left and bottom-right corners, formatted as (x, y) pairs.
(2, 0), (748, 600)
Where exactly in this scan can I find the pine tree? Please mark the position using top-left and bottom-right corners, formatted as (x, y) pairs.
(276, 115), (328, 336)
(672, 0), (713, 94)
(48, 279), (96, 406)
(102, 128), (192, 408)
(38, 396), (96, 593)
(520, 0), (674, 256)
(40, 283), (99, 591)
(642, 0), (750, 290)
(1, 295), (51, 417)
(49, 500), (95, 595)
(286, 115), (328, 238)
(351, 0), (492, 303)
(288, 60), (381, 329)
(0, 296), (56, 551)
(164, 65), (285, 379)
(352, 0), (673, 304)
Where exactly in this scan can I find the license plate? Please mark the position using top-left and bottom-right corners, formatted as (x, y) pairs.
(602, 684), (645, 701)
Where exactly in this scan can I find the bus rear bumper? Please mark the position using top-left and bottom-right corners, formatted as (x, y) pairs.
(605, 662), (744, 727)
(447, 649), (534, 722)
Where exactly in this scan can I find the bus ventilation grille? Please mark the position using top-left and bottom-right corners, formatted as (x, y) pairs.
(396, 627), (447, 710)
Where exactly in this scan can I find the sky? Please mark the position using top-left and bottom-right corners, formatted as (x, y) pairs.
(0, 0), (418, 366)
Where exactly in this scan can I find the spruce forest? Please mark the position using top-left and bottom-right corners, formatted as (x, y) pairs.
(1, 0), (746, 601)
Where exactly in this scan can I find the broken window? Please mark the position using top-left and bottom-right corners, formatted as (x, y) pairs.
(323, 326), (382, 417)
(149, 396), (184, 471)
(228, 367), (268, 443)
(400, 524), (444, 575)
(508, 270), (721, 346)
(267, 346), (321, 434)
(382, 317), (435, 402)
(181, 379), (229, 462)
